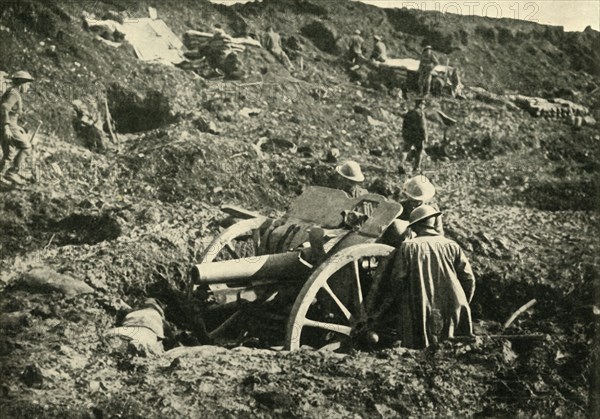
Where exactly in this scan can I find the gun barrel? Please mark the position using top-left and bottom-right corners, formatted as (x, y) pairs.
(192, 251), (311, 285)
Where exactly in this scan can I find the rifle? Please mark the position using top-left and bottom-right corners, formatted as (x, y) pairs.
(29, 122), (43, 182)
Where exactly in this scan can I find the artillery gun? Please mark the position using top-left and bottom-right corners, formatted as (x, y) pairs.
(192, 186), (405, 350)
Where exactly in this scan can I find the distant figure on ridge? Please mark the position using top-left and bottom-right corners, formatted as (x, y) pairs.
(264, 26), (294, 70)
(348, 29), (366, 65)
(370, 35), (387, 62)
(401, 98), (428, 173)
(417, 45), (439, 96)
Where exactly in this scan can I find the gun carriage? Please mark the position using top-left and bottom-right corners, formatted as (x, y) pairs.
(192, 186), (405, 350)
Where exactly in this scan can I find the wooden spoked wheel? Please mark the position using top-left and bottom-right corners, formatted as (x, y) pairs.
(197, 217), (265, 307)
(200, 218), (265, 265)
(285, 243), (394, 351)
(194, 218), (267, 338)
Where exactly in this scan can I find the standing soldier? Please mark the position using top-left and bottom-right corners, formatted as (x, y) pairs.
(375, 205), (475, 349)
(401, 98), (428, 173)
(417, 45), (439, 96)
(1, 71), (35, 185)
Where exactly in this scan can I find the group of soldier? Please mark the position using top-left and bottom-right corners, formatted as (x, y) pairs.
(1, 60), (471, 350)
(347, 29), (442, 97)
(333, 160), (475, 349)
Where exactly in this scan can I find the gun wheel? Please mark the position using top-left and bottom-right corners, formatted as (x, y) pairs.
(196, 217), (265, 304)
(286, 243), (394, 351)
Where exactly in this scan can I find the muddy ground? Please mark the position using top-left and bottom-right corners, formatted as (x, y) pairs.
(1, 0), (599, 417)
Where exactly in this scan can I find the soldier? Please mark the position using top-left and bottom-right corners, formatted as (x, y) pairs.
(1, 71), (35, 185)
(380, 175), (442, 247)
(335, 160), (368, 198)
(264, 26), (294, 70)
(370, 35), (387, 62)
(401, 98), (428, 173)
(305, 161), (368, 264)
(417, 45), (439, 96)
(348, 29), (365, 64)
(107, 298), (170, 355)
(378, 205), (475, 349)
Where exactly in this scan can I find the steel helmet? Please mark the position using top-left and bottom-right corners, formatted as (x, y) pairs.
(403, 175), (435, 201)
(11, 71), (34, 82)
(336, 160), (365, 182)
(408, 205), (441, 227)
(355, 29), (361, 35)
(423, 45), (433, 51)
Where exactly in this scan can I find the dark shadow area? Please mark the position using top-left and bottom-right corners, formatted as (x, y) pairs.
(107, 83), (174, 133)
(50, 213), (121, 245)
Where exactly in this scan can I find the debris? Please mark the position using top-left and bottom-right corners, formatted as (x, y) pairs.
(370, 146), (384, 157)
(50, 163), (63, 177)
(503, 299), (537, 330)
(182, 30), (262, 51)
(260, 138), (297, 154)
(12, 268), (95, 297)
(437, 110), (457, 127)
(367, 115), (386, 127)
(220, 205), (263, 220)
(72, 99), (110, 151)
(512, 94), (591, 122)
(353, 105), (371, 115)
(83, 11), (184, 64)
(103, 96), (119, 150)
(194, 116), (219, 134)
(0, 311), (31, 331)
(239, 107), (262, 118)
(326, 147), (340, 162)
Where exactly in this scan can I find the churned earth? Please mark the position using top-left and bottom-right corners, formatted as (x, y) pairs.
(1, 0), (599, 417)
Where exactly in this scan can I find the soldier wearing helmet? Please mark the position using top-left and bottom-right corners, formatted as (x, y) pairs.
(335, 160), (368, 198)
(380, 175), (442, 247)
(375, 205), (475, 349)
(1, 70), (35, 185)
(399, 175), (442, 234)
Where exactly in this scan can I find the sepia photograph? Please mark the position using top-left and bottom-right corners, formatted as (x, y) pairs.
(0, 0), (598, 417)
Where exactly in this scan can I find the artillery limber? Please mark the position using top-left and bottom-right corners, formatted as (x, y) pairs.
(192, 186), (405, 350)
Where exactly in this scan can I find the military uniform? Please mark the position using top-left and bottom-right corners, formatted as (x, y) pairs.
(1, 87), (32, 181)
(265, 30), (294, 70)
(348, 34), (365, 63)
(386, 228), (475, 349)
(402, 107), (427, 155)
(371, 40), (387, 62)
(417, 49), (439, 96)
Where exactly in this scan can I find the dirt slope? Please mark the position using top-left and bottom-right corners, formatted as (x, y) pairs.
(0, 0), (599, 417)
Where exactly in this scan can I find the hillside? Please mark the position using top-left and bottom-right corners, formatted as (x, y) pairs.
(0, 0), (599, 417)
